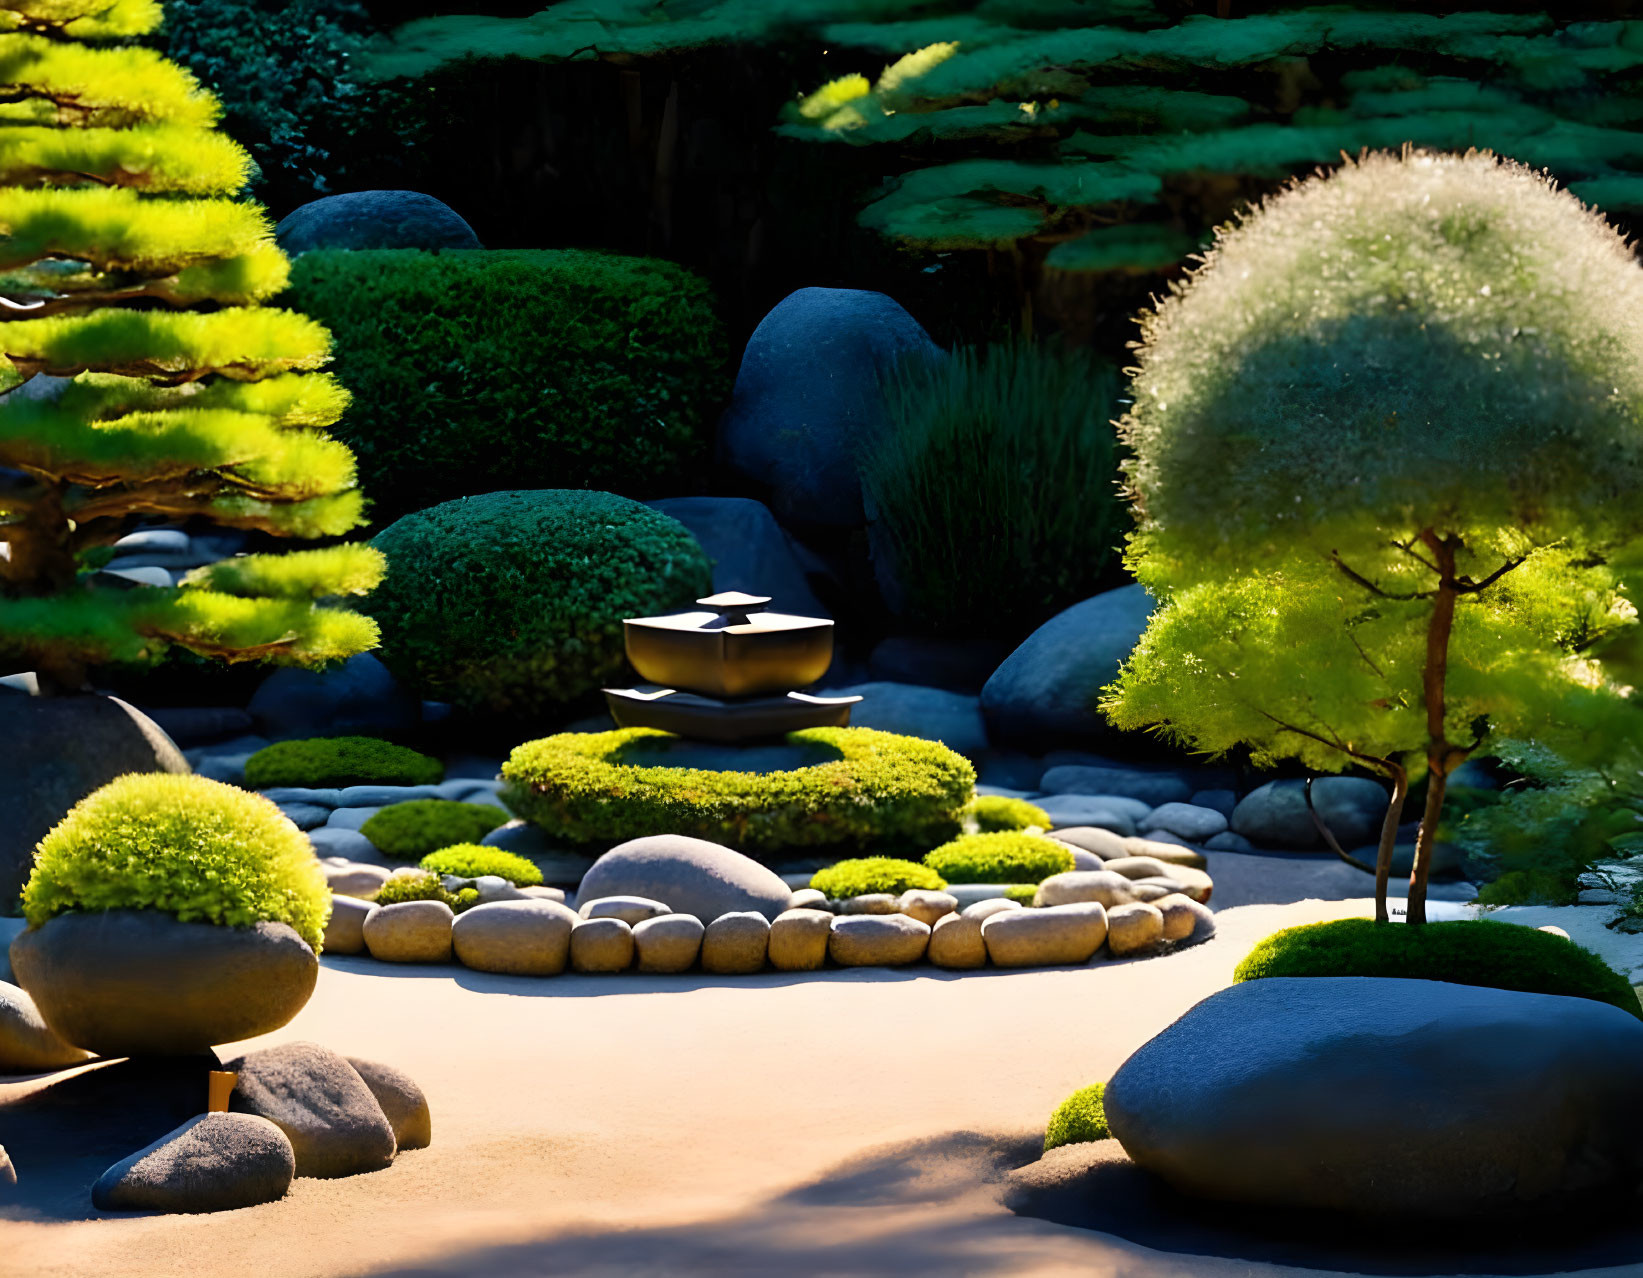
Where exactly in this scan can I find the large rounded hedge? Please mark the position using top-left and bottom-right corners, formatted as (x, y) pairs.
(501, 726), (975, 855)
(285, 249), (730, 526)
(22, 774), (330, 951)
(364, 490), (711, 717)
(1235, 919), (1642, 1019)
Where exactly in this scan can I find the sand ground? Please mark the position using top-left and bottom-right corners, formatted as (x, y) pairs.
(3, 895), (1639, 1278)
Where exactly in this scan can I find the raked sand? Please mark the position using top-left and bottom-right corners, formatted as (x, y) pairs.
(4, 894), (1630, 1278)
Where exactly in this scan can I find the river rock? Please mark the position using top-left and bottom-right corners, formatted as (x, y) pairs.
(451, 899), (576, 976)
(1049, 826), (1128, 860)
(325, 862), (391, 898)
(897, 889), (958, 927)
(701, 912), (770, 974)
(646, 496), (826, 617)
(928, 913), (987, 968)
(962, 897), (1022, 921)
(829, 913), (930, 967)
(579, 896), (671, 926)
(1155, 893), (1212, 943)
(827, 683), (988, 757)
(1105, 902), (1164, 956)
(0, 979), (91, 1073)
(1034, 870), (1135, 909)
(576, 835), (792, 923)
(1038, 766), (1191, 808)
(92, 1113), (294, 1212)
(633, 914), (705, 973)
(347, 1057), (430, 1152)
(321, 897), (374, 956)
(1033, 797), (1138, 836)
(1230, 778), (1390, 850)
(569, 918), (634, 972)
(1138, 802), (1229, 842)
(362, 901), (453, 964)
(767, 909), (833, 971)
(275, 190), (481, 253)
(1104, 977), (1643, 1217)
(982, 902), (1109, 967)
(788, 888), (828, 911)
(248, 652), (419, 742)
(1121, 838), (1208, 870)
(836, 893), (900, 915)
(226, 1041), (396, 1178)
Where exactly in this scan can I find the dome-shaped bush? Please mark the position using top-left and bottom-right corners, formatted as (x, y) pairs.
(244, 736), (443, 789)
(361, 799), (509, 861)
(22, 774), (330, 950)
(1044, 1082), (1108, 1153)
(419, 844), (543, 886)
(964, 794), (1050, 833)
(809, 857), (945, 898)
(364, 490), (711, 717)
(924, 831), (1074, 884)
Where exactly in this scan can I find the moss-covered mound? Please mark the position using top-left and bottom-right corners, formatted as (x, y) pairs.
(364, 490), (711, 718)
(22, 774), (330, 950)
(964, 794), (1051, 832)
(809, 857), (945, 898)
(1235, 918), (1642, 1019)
(420, 844), (542, 886)
(372, 870), (476, 912)
(361, 799), (509, 861)
(1044, 1082), (1108, 1153)
(924, 831), (1075, 884)
(244, 736), (443, 789)
(502, 726), (975, 855)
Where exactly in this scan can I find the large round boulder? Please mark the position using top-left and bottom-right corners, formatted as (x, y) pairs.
(0, 693), (188, 915)
(91, 1113), (295, 1213)
(718, 287), (941, 526)
(225, 1041), (397, 1179)
(9, 910), (317, 1056)
(247, 652), (419, 742)
(827, 683), (988, 757)
(274, 190), (480, 253)
(1230, 777), (1390, 850)
(981, 585), (1154, 747)
(1105, 976), (1643, 1217)
(576, 835), (794, 923)
(645, 496), (827, 618)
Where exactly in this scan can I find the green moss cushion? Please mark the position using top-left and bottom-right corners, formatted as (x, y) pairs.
(1044, 1082), (1108, 1152)
(360, 800), (510, 861)
(1235, 919), (1642, 1018)
(23, 774), (330, 950)
(924, 831), (1075, 884)
(284, 248), (729, 526)
(964, 794), (1050, 832)
(809, 857), (945, 898)
(244, 736), (443, 789)
(419, 844), (542, 887)
(502, 726), (975, 855)
(364, 490), (711, 718)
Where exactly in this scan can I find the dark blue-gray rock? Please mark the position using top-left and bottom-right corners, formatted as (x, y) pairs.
(226, 1041), (397, 1178)
(346, 1057), (430, 1152)
(1204, 831), (1257, 854)
(1034, 797), (1138, 837)
(10, 910), (317, 1056)
(980, 585), (1153, 747)
(141, 706), (256, 748)
(0, 693), (189, 915)
(277, 802), (330, 831)
(1039, 764), (1192, 808)
(1344, 840), (1467, 881)
(717, 287), (941, 526)
(646, 496), (826, 617)
(1189, 789), (1237, 819)
(577, 835), (794, 922)
(275, 190), (480, 253)
(1230, 777), (1390, 850)
(868, 637), (1013, 694)
(248, 653), (420, 742)
(0, 979), (90, 1073)
(830, 682), (987, 757)
(92, 1113), (294, 1213)
(1139, 802), (1228, 843)
(1105, 977), (1643, 1217)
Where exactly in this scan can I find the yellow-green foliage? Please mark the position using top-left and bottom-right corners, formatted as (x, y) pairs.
(1003, 883), (1038, 903)
(361, 800), (510, 862)
(924, 831), (1074, 884)
(0, 0), (162, 39)
(963, 795), (1050, 833)
(419, 844), (543, 887)
(371, 870), (458, 909)
(244, 736), (442, 789)
(0, 33), (218, 127)
(0, 121), (250, 193)
(182, 545), (385, 600)
(809, 857), (944, 898)
(21, 773), (329, 950)
(1043, 1082), (1108, 1152)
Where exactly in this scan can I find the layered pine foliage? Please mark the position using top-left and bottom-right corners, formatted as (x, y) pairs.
(0, 0), (380, 690)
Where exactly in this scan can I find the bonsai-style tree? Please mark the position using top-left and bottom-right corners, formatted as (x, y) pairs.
(1111, 149), (1643, 924)
(0, 0), (381, 694)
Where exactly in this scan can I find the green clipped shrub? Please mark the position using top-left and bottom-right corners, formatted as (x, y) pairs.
(244, 736), (443, 789)
(1235, 919), (1641, 1019)
(964, 794), (1051, 833)
(503, 726), (975, 854)
(284, 249), (729, 526)
(363, 490), (711, 718)
(924, 832), (1075, 885)
(361, 800), (509, 861)
(1003, 883), (1039, 903)
(22, 774), (329, 951)
(372, 870), (458, 909)
(809, 857), (945, 898)
(420, 844), (543, 887)
(1044, 1082), (1108, 1153)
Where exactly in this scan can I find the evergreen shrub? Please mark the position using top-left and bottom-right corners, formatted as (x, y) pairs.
(364, 490), (711, 718)
(419, 843), (542, 886)
(924, 832), (1074, 884)
(964, 794), (1050, 833)
(244, 736), (443, 789)
(1044, 1082), (1108, 1153)
(22, 774), (329, 950)
(285, 249), (729, 525)
(361, 800), (509, 861)
(809, 857), (944, 898)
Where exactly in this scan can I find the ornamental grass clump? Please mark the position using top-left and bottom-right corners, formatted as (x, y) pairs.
(1107, 150), (1643, 924)
(809, 857), (944, 898)
(243, 736), (443, 789)
(0, 0), (382, 692)
(924, 831), (1074, 884)
(22, 772), (329, 950)
(419, 843), (541, 887)
(360, 799), (508, 861)
(1043, 1082), (1108, 1153)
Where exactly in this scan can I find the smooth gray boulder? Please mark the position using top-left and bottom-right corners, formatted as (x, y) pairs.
(1139, 802), (1228, 842)
(829, 682), (988, 756)
(275, 190), (480, 253)
(451, 899), (575, 976)
(1039, 764), (1192, 807)
(92, 1113), (294, 1213)
(1105, 977), (1643, 1217)
(981, 585), (1153, 746)
(576, 835), (793, 923)
(248, 652), (419, 742)
(868, 637), (1012, 694)
(1231, 778), (1390, 850)
(718, 287), (941, 526)
(646, 496), (826, 617)
(227, 1041), (397, 1179)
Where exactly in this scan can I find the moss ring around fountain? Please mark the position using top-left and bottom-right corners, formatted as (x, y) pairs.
(500, 726), (975, 858)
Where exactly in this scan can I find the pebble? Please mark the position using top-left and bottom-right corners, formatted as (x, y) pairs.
(1154, 893), (1206, 943)
(1106, 901), (1165, 956)
(325, 807), (381, 832)
(982, 902), (1109, 967)
(453, 900), (577, 975)
(570, 918), (634, 972)
(767, 909), (832, 971)
(336, 785), (447, 806)
(788, 887), (828, 911)
(362, 901), (453, 963)
(307, 828), (380, 863)
(1139, 801), (1229, 842)
(897, 889), (958, 927)
(1034, 870), (1136, 909)
(325, 863), (390, 898)
(835, 894), (900, 915)
(633, 914), (705, 973)
(321, 898), (374, 955)
(928, 913), (986, 968)
(962, 898), (1022, 921)
(701, 912), (771, 974)
(579, 896), (671, 925)
(258, 787), (343, 807)
(277, 803), (331, 831)
(828, 914), (930, 967)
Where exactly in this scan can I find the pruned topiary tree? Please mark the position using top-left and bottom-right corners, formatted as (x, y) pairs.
(1109, 149), (1643, 924)
(0, 0), (381, 694)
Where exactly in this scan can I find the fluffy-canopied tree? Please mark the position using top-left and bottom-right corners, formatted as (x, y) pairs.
(1113, 150), (1643, 923)
(0, 0), (381, 694)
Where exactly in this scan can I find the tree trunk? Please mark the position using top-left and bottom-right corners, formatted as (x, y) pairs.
(1407, 530), (1459, 925)
(1373, 762), (1408, 925)
(2, 483), (88, 694)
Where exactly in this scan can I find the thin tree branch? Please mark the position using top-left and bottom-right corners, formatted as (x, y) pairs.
(1455, 555), (1528, 594)
(1330, 550), (1434, 601)
(1390, 538), (1442, 575)
(1305, 775), (1377, 873)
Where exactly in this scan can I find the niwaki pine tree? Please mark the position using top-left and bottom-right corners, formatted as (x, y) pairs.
(1109, 150), (1643, 924)
(0, 0), (381, 694)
